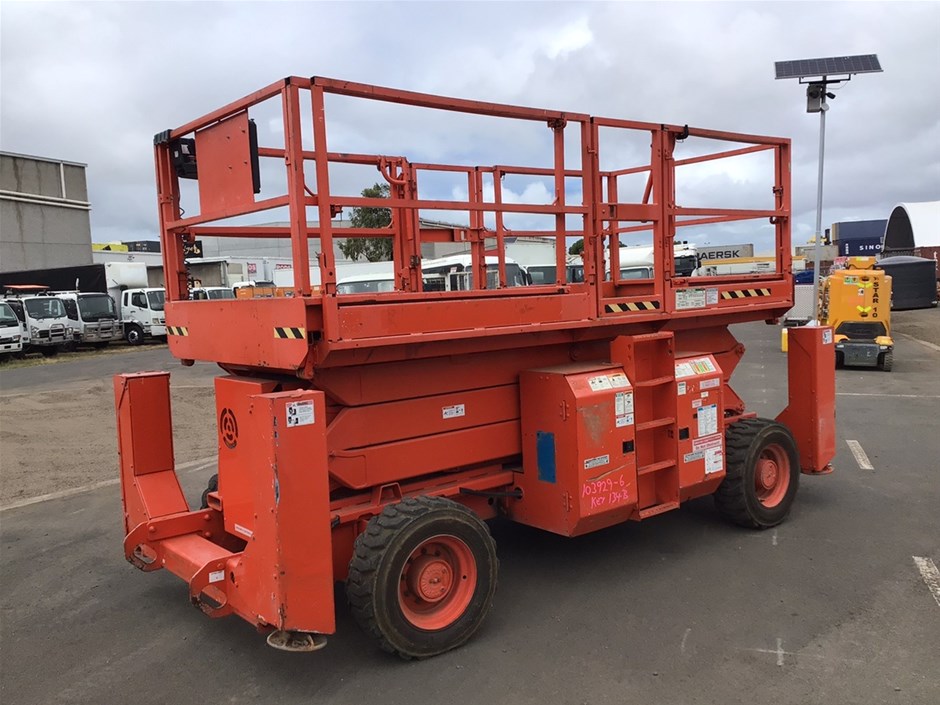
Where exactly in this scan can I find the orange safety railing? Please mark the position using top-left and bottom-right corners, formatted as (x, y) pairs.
(154, 76), (793, 366)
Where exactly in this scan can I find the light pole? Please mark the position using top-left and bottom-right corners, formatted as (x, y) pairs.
(774, 55), (882, 323)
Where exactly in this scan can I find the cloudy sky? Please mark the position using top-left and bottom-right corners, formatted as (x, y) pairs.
(2, 1), (938, 252)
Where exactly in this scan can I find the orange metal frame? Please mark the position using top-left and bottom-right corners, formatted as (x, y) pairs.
(153, 76), (794, 372)
(117, 76), (834, 642)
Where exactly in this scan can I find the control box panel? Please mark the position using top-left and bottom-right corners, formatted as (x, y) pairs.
(515, 363), (638, 536)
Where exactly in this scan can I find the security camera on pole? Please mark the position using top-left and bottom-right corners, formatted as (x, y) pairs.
(774, 54), (883, 323)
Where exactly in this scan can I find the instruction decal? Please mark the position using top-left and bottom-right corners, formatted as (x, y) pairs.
(442, 404), (466, 419)
(588, 375), (613, 392)
(705, 447), (724, 474)
(676, 288), (707, 310)
(615, 391), (634, 416)
(616, 413), (635, 428)
(697, 404), (719, 437)
(584, 454), (610, 470)
(286, 400), (315, 428)
(609, 373), (630, 389)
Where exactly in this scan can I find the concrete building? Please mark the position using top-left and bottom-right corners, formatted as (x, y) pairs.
(0, 151), (92, 273)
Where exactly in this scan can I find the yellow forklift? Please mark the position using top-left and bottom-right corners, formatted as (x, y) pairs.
(819, 257), (894, 370)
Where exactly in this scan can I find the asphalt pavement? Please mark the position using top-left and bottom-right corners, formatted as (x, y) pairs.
(1, 323), (938, 705)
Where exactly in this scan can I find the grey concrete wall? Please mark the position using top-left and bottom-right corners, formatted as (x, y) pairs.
(0, 153), (92, 273)
(1, 155), (62, 198)
(1, 200), (93, 272)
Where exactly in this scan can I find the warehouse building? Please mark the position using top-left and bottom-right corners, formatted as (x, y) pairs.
(0, 151), (92, 273)
(881, 201), (940, 260)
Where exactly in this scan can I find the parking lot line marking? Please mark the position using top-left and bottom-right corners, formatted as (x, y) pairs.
(899, 333), (940, 353)
(846, 440), (874, 470)
(0, 455), (215, 513)
(772, 529), (778, 546)
(680, 627), (691, 653)
(913, 557), (940, 608)
(837, 392), (940, 399)
(745, 639), (787, 666)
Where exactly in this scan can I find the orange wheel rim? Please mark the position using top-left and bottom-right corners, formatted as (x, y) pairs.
(399, 535), (476, 630)
(755, 443), (790, 508)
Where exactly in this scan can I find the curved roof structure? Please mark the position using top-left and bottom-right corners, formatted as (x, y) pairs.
(882, 201), (940, 253)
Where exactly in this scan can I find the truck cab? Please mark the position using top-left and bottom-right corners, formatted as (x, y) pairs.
(120, 288), (167, 345)
(0, 301), (23, 359)
(56, 291), (119, 347)
(2, 291), (69, 356)
(820, 257), (894, 370)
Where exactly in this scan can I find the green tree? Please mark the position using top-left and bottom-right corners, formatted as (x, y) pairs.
(340, 183), (394, 262)
(568, 238), (584, 256)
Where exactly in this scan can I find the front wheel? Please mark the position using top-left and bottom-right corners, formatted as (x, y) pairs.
(346, 496), (498, 659)
(880, 350), (893, 371)
(40, 346), (58, 358)
(125, 325), (144, 346)
(714, 418), (800, 529)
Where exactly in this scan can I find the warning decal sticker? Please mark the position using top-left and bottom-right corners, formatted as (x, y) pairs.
(286, 401), (315, 428)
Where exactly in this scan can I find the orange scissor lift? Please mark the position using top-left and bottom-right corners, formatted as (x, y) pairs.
(115, 76), (835, 658)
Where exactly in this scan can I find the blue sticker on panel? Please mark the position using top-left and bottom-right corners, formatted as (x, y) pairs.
(536, 431), (556, 483)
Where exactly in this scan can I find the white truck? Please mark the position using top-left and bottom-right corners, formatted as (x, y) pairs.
(116, 288), (166, 345)
(529, 244), (698, 284)
(334, 255), (529, 294)
(105, 262), (167, 345)
(2, 291), (70, 356)
(191, 286), (236, 300)
(0, 301), (24, 359)
(55, 291), (120, 347)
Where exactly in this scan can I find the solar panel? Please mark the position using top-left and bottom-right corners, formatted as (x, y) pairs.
(774, 54), (882, 80)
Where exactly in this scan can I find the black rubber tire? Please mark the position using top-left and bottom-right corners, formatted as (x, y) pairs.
(835, 351), (844, 369)
(714, 418), (800, 530)
(40, 346), (58, 358)
(346, 496), (498, 660)
(125, 325), (144, 346)
(199, 474), (218, 510)
(880, 350), (893, 372)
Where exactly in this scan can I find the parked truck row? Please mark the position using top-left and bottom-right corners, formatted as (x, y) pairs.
(0, 261), (171, 358)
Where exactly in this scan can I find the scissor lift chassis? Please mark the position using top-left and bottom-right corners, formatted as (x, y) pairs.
(116, 76), (836, 658)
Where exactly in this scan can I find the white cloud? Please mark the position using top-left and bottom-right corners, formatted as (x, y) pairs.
(1, 1), (937, 248)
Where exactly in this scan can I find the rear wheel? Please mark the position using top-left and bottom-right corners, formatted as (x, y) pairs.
(199, 474), (218, 509)
(714, 418), (800, 529)
(346, 496), (498, 659)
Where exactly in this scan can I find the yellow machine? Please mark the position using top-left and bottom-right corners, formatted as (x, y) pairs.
(819, 257), (893, 370)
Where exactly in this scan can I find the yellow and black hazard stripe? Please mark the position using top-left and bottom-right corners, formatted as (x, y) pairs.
(604, 301), (661, 313)
(274, 326), (306, 340)
(721, 288), (772, 300)
(167, 326), (189, 336)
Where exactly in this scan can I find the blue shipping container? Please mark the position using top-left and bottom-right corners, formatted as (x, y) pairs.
(832, 219), (887, 243)
(838, 237), (882, 256)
